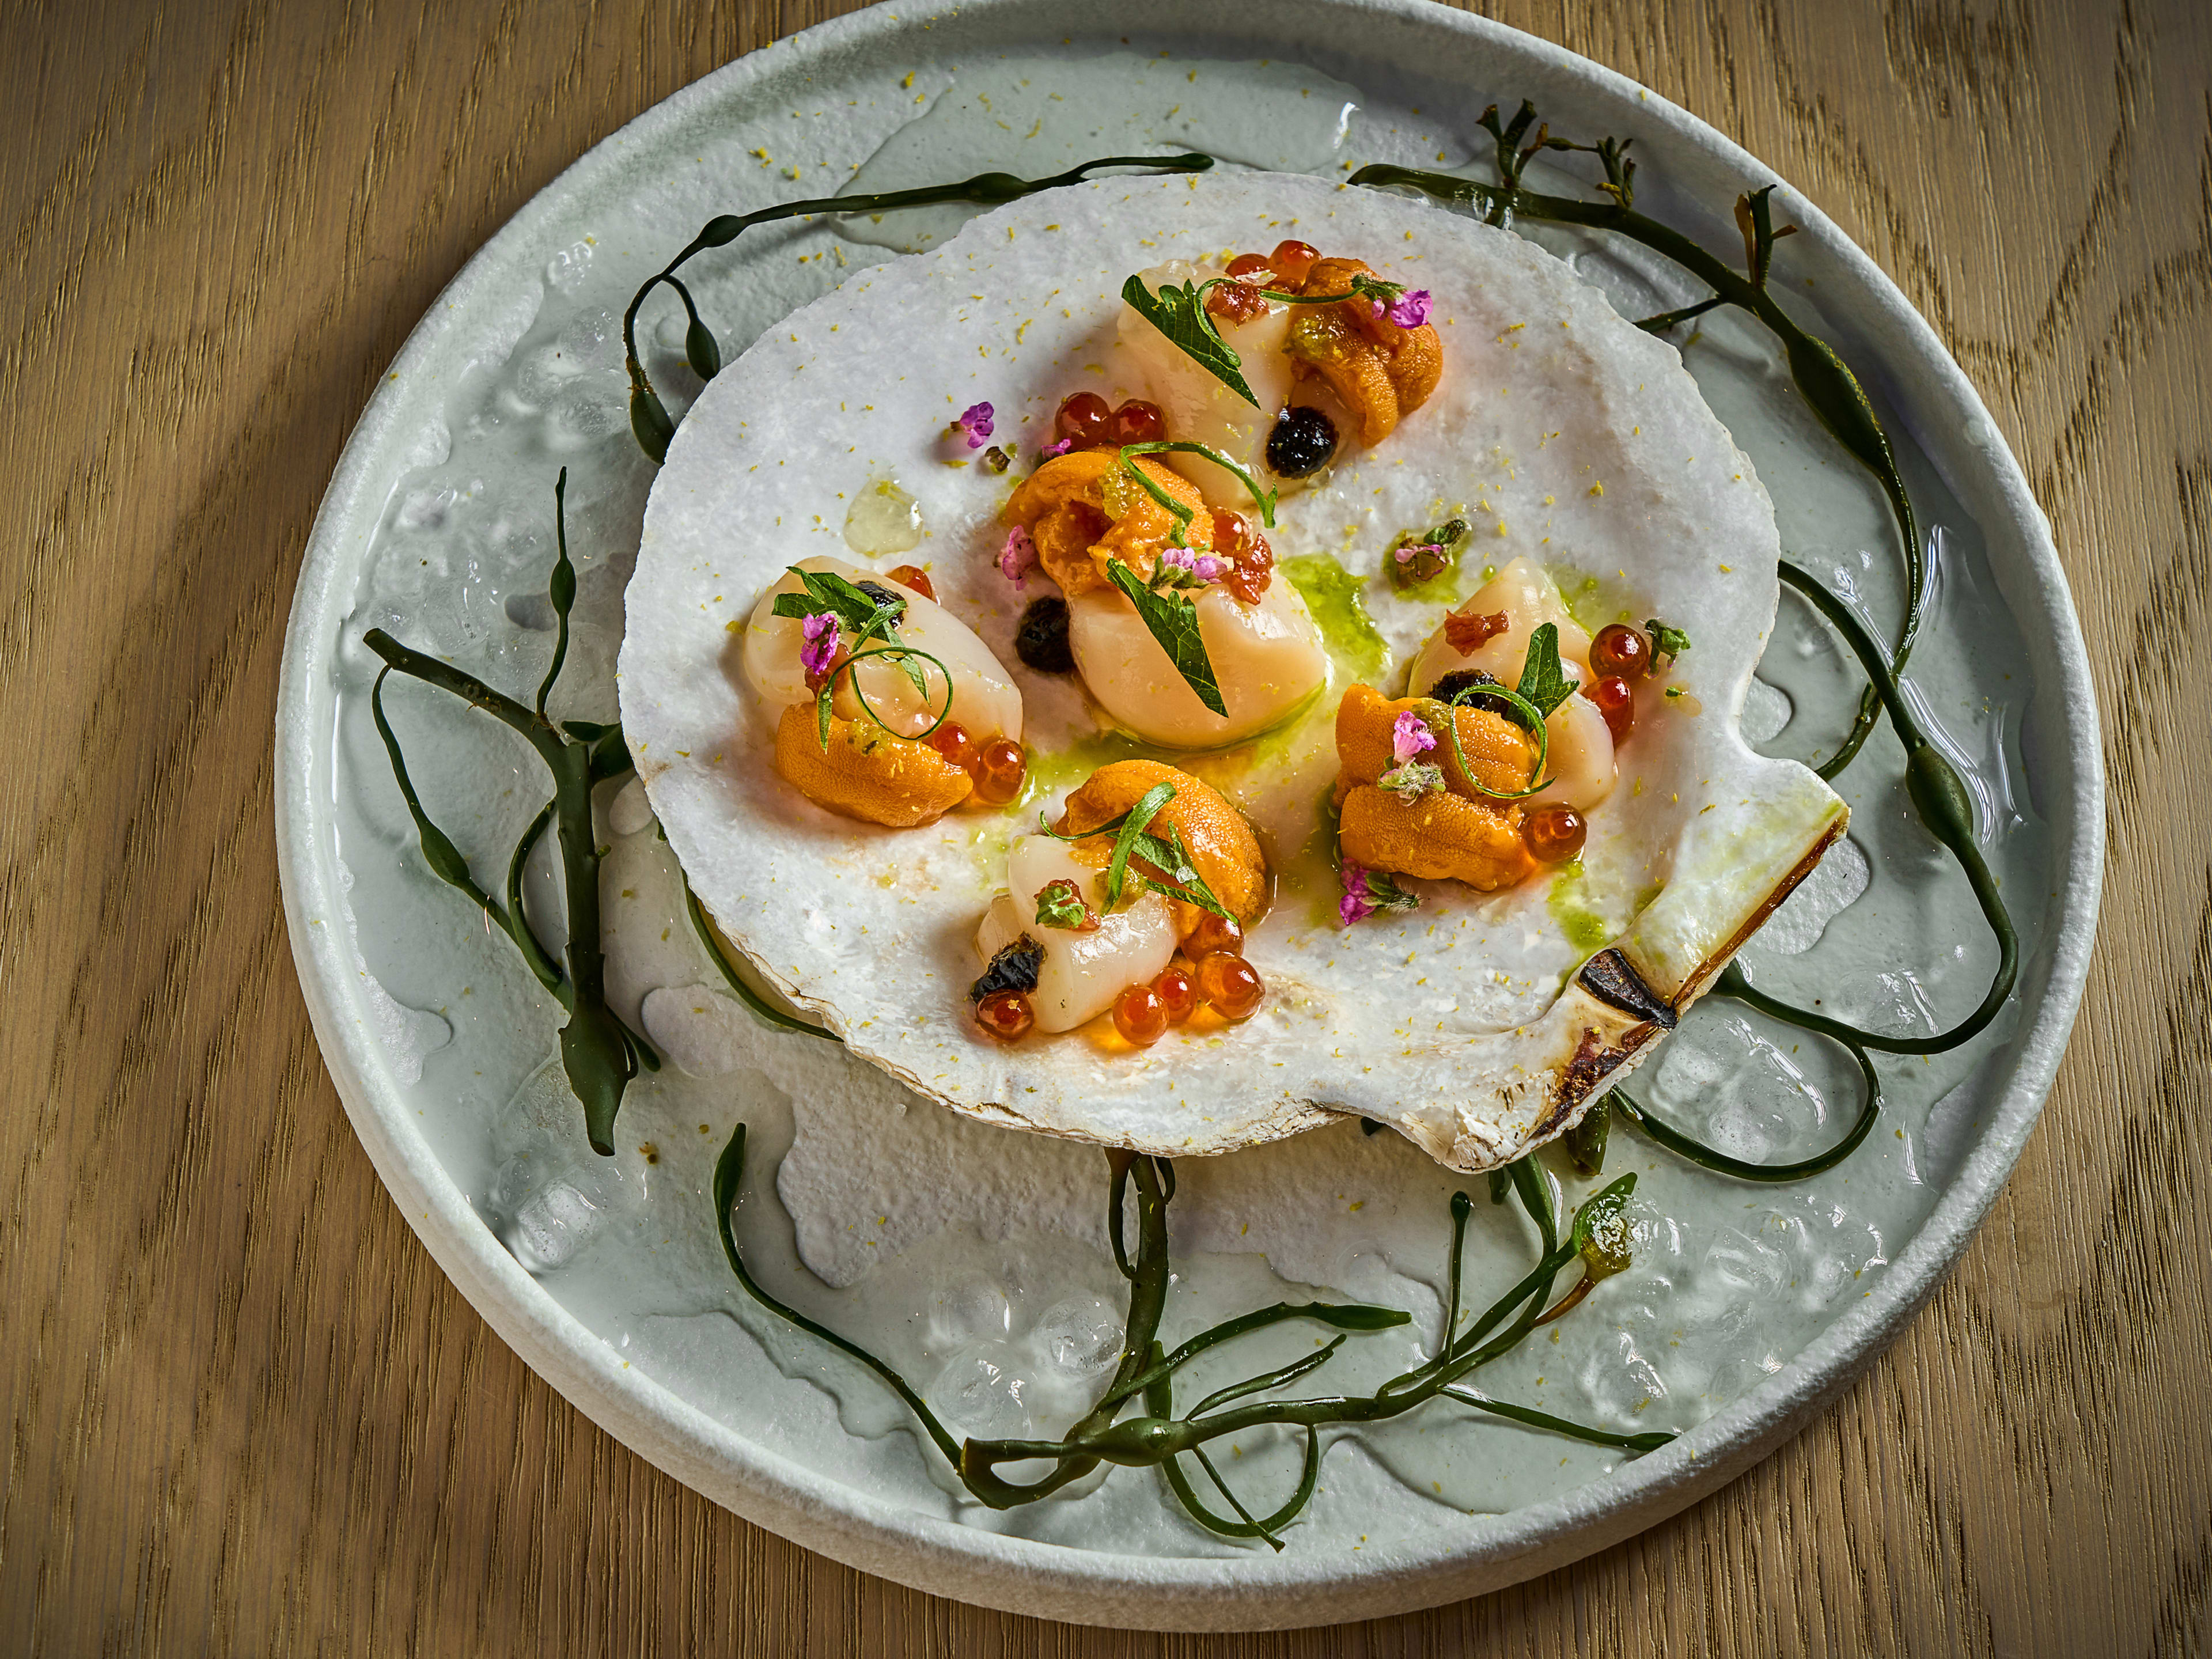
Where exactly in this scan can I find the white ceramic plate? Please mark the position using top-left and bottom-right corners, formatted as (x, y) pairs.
(275, 0), (2101, 1629)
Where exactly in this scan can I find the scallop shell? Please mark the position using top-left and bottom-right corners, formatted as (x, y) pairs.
(618, 171), (1845, 1173)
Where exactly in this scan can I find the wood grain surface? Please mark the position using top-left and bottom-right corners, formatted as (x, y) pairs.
(3, 0), (2205, 1651)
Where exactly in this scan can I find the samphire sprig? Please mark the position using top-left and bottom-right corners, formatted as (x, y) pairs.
(623, 153), (1215, 464)
(715, 1127), (1666, 1546)
(1351, 103), (1918, 781)
(364, 469), (660, 1156)
(1349, 105), (2020, 1181)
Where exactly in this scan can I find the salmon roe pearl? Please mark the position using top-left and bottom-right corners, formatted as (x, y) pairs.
(1182, 912), (1245, 960)
(1589, 623), (1651, 679)
(975, 989), (1033, 1040)
(1055, 391), (1113, 448)
(1110, 399), (1166, 445)
(1155, 964), (1198, 1023)
(927, 721), (978, 770)
(1194, 953), (1264, 1021)
(1113, 983), (1170, 1046)
(1225, 252), (1274, 279)
(886, 563), (935, 601)
(971, 737), (1028, 805)
(1523, 804), (1588, 863)
(1269, 239), (1320, 286)
(1584, 675), (1637, 743)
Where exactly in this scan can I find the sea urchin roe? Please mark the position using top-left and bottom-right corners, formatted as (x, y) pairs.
(1194, 952), (1264, 1021)
(1589, 622), (1651, 679)
(1444, 608), (1509, 655)
(1584, 675), (1636, 743)
(975, 989), (1034, 1040)
(885, 563), (936, 601)
(972, 737), (1028, 805)
(1155, 964), (1197, 1022)
(1522, 803), (1587, 863)
(1112, 983), (1170, 1046)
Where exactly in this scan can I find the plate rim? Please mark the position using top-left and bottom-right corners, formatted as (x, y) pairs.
(273, 0), (2106, 1629)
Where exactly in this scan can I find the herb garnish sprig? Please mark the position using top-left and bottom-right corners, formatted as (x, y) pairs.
(1344, 105), (2020, 1180)
(1429, 621), (1579, 801)
(1120, 270), (1425, 406)
(623, 154), (1215, 464)
(768, 564), (956, 751)
(1094, 441), (1280, 715)
(1041, 781), (1235, 921)
(1350, 104), (1919, 780)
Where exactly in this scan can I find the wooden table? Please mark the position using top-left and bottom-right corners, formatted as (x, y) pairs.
(5, 1), (2204, 1650)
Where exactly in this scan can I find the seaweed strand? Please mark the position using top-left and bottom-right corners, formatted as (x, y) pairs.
(624, 154), (1215, 463)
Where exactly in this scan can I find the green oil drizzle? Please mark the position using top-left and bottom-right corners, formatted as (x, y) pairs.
(1281, 554), (1388, 681)
(1547, 859), (1613, 954)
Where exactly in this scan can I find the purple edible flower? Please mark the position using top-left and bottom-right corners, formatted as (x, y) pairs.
(1158, 544), (1225, 586)
(998, 525), (1039, 589)
(1370, 287), (1433, 329)
(1339, 863), (1377, 927)
(954, 401), (995, 449)
(1040, 437), (1075, 460)
(1391, 710), (1438, 764)
(1394, 541), (1441, 565)
(1339, 862), (1420, 926)
(798, 612), (840, 679)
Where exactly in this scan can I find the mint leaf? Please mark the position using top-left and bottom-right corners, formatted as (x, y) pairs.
(1644, 617), (1691, 662)
(1126, 823), (1234, 921)
(1120, 274), (1259, 407)
(1514, 622), (1580, 719)
(1102, 781), (1177, 908)
(771, 566), (904, 645)
(1034, 878), (1093, 931)
(1105, 556), (1226, 716)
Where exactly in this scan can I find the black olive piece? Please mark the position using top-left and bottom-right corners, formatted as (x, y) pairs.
(1429, 668), (1516, 718)
(1014, 596), (1076, 674)
(970, 935), (1044, 1002)
(855, 579), (903, 610)
(1267, 405), (1338, 478)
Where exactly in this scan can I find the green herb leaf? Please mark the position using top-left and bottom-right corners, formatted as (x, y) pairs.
(1120, 274), (1259, 406)
(772, 566), (906, 642)
(1103, 781), (1177, 908)
(1645, 617), (1691, 662)
(1514, 622), (1580, 718)
(1124, 824), (1235, 920)
(815, 684), (834, 752)
(1105, 557), (1225, 715)
(1035, 878), (1092, 930)
(1119, 441), (1277, 527)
